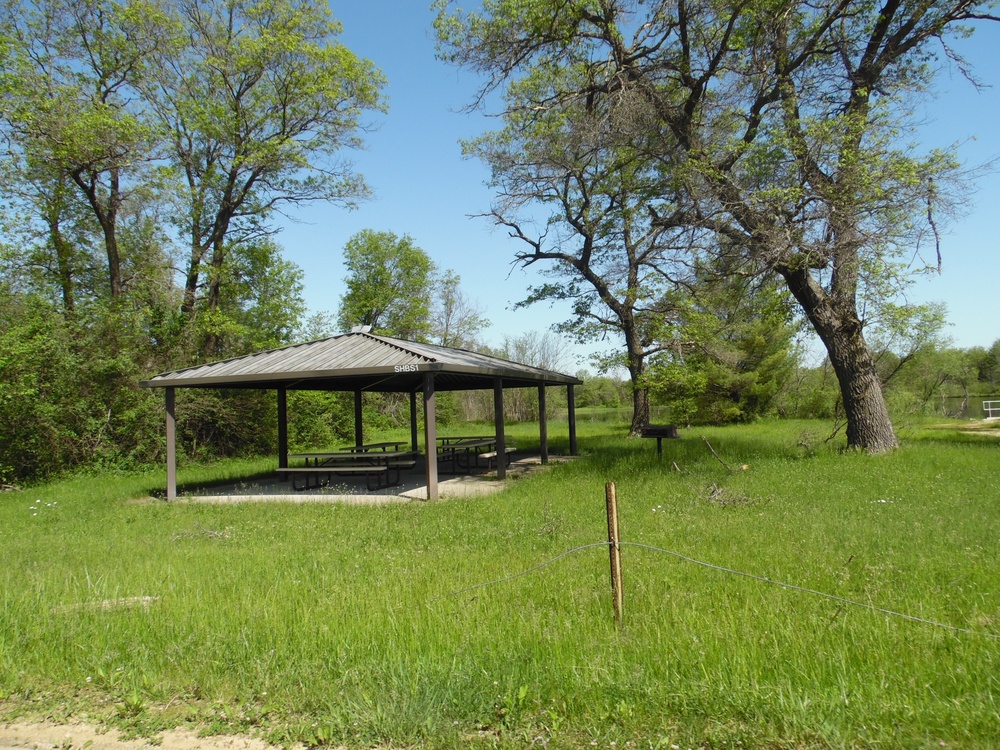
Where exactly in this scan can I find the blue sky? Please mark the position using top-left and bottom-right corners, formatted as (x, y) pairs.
(276, 2), (999, 371)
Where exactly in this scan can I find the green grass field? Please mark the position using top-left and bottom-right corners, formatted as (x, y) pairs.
(1, 419), (999, 749)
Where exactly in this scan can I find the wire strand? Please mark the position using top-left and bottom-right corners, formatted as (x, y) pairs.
(620, 541), (1000, 640)
(441, 540), (1000, 640)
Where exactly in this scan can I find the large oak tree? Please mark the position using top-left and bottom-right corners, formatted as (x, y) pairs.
(437, 0), (997, 452)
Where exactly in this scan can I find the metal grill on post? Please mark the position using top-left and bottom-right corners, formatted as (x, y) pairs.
(640, 424), (680, 459)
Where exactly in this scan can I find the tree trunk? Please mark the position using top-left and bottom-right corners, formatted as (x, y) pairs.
(181, 259), (200, 316)
(72, 168), (122, 299)
(630, 385), (650, 436)
(101, 221), (123, 299)
(828, 339), (897, 452)
(46, 214), (75, 314)
(625, 342), (650, 436)
(207, 234), (227, 315)
(781, 266), (898, 453)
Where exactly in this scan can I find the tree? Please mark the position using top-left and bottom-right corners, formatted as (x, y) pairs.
(646, 274), (800, 424)
(204, 237), (307, 354)
(459, 330), (571, 422)
(0, 0), (388, 480)
(431, 269), (489, 349)
(337, 229), (437, 340)
(0, 160), (100, 314)
(868, 302), (950, 386)
(0, 0), (171, 301)
(973, 339), (1000, 388)
(498, 329), (570, 372)
(145, 0), (385, 351)
(884, 344), (979, 416)
(498, 330), (570, 420)
(436, 0), (997, 452)
(464, 102), (694, 434)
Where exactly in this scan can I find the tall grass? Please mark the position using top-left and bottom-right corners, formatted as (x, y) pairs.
(1, 419), (998, 748)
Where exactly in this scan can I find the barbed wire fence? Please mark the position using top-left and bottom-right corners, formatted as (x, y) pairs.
(440, 483), (1000, 642)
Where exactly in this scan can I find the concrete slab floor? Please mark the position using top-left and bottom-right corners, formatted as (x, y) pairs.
(172, 455), (568, 505)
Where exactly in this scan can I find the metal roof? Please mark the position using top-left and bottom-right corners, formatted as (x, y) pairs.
(140, 332), (582, 392)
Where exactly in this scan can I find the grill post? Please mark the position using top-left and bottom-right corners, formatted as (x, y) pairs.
(640, 424), (679, 459)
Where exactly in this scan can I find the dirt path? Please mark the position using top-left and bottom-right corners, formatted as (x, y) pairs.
(0, 722), (302, 750)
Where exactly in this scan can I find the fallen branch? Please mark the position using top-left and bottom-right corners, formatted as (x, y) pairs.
(700, 436), (748, 472)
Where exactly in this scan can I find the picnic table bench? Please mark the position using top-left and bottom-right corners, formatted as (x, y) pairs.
(478, 446), (517, 469)
(437, 435), (491, 445)
(436, 438), (515, 474)
(284, 449), (419, 491)
(282, 464), (389, 491)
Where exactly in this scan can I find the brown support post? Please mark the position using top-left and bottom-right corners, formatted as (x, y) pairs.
(277, 387), (288, 473)
(354, 390), (363, 447)
(567, 384), (578, 456)
(606, 482), (623, 629)
(409, 390), (419, 451)
(493, 377), (506, 480)
(165, 387), (176, 501)
(538, 385), (549, 464)
(423, 373), (438, 500)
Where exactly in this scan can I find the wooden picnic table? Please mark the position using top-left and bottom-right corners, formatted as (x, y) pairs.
(437, 438), (492, 474)
(436, 438), (514, 474)
(436, 435), (490, 446)
(342, 441), (409, 453)
(284, 449), (420, 490)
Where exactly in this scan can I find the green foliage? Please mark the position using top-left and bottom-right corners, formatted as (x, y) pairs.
(175, 388), (277, 460)
(287, 391), (354, 449)
(0, 0), (388, 481)
(151, 0), (386, 332)
(574, 373), (627, 409)
(0, 292), (82, 482)
(0, 291), (171, 483)
(203, 238), (307, 355)
(974, 339), (1000, 388)
(778, 333), (1000, 423)
(882, 344), (990, 419)
(337, 229), (437, 340)
(0, 0), (173, 299)
(775, 360), (843, 421)
(646, 275), (799, 425)
(0, 219), (312, 481)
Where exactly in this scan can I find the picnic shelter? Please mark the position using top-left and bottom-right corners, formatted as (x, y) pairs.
(140, 331), (582, 500)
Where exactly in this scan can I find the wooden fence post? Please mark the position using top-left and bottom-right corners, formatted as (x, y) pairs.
(606, 482), (623, 628)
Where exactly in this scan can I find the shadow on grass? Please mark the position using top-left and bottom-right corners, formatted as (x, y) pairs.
(145, 469), (280, 500)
